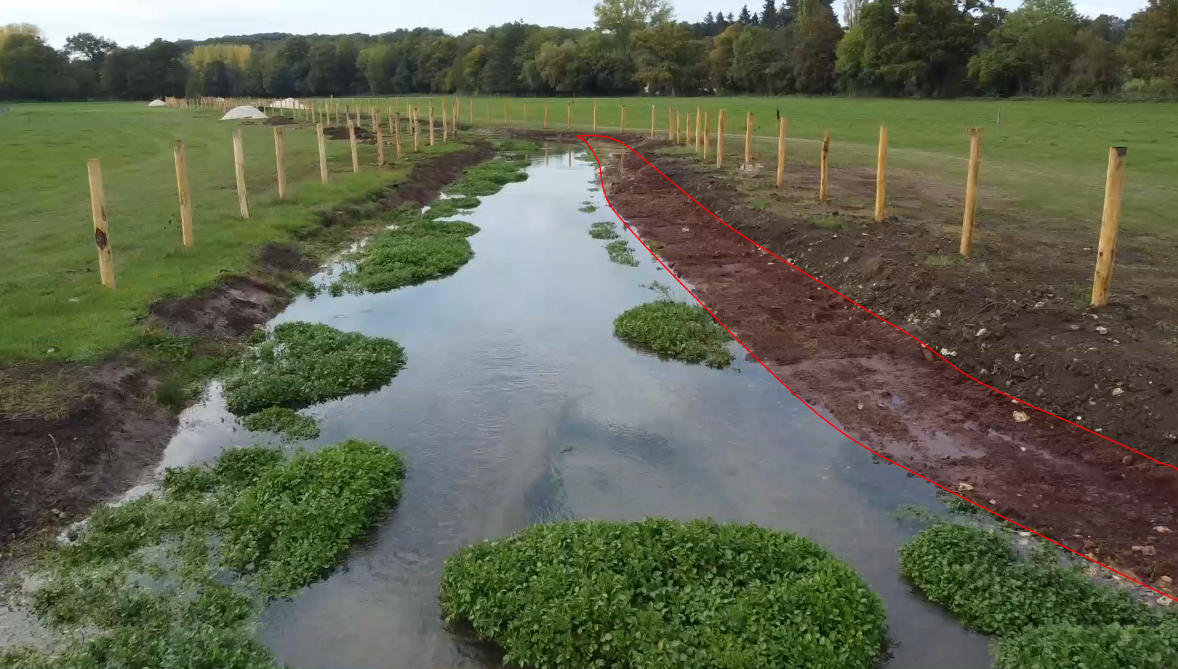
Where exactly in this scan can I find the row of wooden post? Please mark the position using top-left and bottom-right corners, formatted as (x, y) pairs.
(85, 104), (451, 289)
(105, 96), (1130, 307)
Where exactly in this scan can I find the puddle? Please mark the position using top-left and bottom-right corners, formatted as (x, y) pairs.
(153, 148), (992, 668)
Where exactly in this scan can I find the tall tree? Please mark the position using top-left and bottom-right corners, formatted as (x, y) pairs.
(738, 5), (755, 23)
(843, 0), (868, 27)
(594, 0), (674, 48)
(631, 22), (706, 94)
(762, 0), (780, 27)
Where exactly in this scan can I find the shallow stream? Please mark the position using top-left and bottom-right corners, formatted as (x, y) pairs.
(157, 148), (992, 668)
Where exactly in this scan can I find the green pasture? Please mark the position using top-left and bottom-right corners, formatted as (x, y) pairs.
(0, 102), (437, 361)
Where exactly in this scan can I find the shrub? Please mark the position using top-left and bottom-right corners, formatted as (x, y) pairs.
(613, 301), (734, 368)
(589, 221), (619, 239)
(994, 621), (1178, 669)
(899, 524), (1151, 636)
(440, 519), (887, 669)
(240, 406), (320, 442)
(221, 322), (405, 416)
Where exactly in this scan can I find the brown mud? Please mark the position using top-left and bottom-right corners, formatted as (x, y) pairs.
(0, 143), (495, 547)
(593, 136), (1178, 597)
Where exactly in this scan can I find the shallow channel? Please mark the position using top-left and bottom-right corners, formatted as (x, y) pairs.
(157, 148), (992, 668)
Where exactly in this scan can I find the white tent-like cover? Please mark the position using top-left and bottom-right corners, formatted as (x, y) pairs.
(268, 97), (306, 110)
(147, 99), (166, 107)
(220, 105), (267, 121)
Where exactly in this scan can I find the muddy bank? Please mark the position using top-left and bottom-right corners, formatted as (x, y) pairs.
(0, 143), (495, 548)
(597, 138), (1178, 597)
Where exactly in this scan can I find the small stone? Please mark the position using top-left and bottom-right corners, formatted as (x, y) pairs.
(1069, 324), (1080, 330)
(857, 402), (864, 410)
(1034, 301), (1045, 308)
(957, 482), (974, 492)
(1155, 526), (1172, 534)
(1014, 353), (1022, 362)
(1123, 455), (1134, 464)
(1112, 387), (1124, 396)
(1013, 411), (1029, 423)
(1160, 576), (1173, 589)
(843, 256), (850, 263)
(1096, 325), (1109, 334)
(989, 499), (997, 505)
(1159, 596), (1173, 607)
(1017, 531), (1031, 537)
(975, 328), (988, 337)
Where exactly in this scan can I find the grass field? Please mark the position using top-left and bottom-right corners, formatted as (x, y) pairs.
(3, 96), (1176, 363)
(0, 102), (447, 361)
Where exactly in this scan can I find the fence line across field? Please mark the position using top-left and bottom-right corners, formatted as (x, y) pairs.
(90, 96), (1128, 309)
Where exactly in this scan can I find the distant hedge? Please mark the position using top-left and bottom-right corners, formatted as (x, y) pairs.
(441, 518), (887, 669)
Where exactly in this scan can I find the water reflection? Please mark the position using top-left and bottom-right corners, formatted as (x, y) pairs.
(158, 149), (990, 668)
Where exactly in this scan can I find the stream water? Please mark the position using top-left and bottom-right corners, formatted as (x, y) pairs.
(156, 148), (992, 668)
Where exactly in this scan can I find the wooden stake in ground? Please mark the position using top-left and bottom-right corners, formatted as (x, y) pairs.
(1091, 146), (1128, 307)
(414, 112), (421, 153)
(874, 126), (888, 223)
(567, 103), (571, 129)
(959, 128), (983, 256)
(273, 127), (288, 199)
(375, 110), (386, 166)
(716, 110), (726, 168)
(593, 99), (598, 131)
(469, 98), (473, 124)
(348, 123), (359, 173)
(504, 100), (509, 125)
(695, 108), (701, 152)
(232, 129), (249, 219)
(316, 123), (328, 183)
(172, 140), (194, 247)
(86, 159), (115, 287)
(442, 104), (449, 142)
(703, 113), (710, 161)
(620, 104), (626, 131)
(394, 112), (403, 159)
(453, 98), (458, 135)
(668, 107), (674, 141)
(544, 104), (549, 129)
(744, 112), (754, 167)
(819, 131), (830, 202)
(651, 105), (656, 138)
(429, 106), (435, 146)
(776, 117), (787, 189)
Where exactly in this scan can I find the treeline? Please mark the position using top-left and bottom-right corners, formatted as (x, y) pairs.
(3, 0), (1178, 101)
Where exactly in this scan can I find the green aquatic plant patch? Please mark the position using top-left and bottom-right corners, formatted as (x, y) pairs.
(579, 204), (598, 213)
(605, 239), (640, 266)
(900, 523), (1178, 669)
(424, 195), (480, 220)
(240, 406), (320, 442)
(337, 219), (477, 293)
(9, 440), (405, 669)
(222, 322), (406, 416)
(444, 159), (529, 197)
(440, 518), (887, 669)
(613, 300), (734, 368)
(589, 221), (619, 240)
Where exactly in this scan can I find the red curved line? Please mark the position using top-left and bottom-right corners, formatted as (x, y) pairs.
(576, 133), (1169, 599)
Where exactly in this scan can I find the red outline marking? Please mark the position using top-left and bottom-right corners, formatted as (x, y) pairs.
(578, 134), (1171, 599)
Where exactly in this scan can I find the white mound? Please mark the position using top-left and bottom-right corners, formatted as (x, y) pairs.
(147, 99), (166, 107)
(220, 105), (267, 120)
(268, 97), (306, 110)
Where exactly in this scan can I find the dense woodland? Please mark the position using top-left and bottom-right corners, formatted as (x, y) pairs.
(2, 0), (1178, 101)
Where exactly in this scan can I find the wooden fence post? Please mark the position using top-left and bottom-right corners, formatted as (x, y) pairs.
(274, 127), (288, 199)
(695, 108), (701, 152)
(504, 100), (509, 125)
(566, 103), (571, 129)
(593, 99), (598, 131)
(429, 106), (435, 146)
(544, 104), (549, 129)
(523, 100), (528, 127)
(442, 104), (449, 142)
(349, 122), (360, 172)
(744, 112), (754, 167)
(776, 117), (787, 189)
(394, 112), (403, 159)
(650, 105), (656, 138)
(717, 110), (726, 168)
(960, 128), (983, 256)
(668, 107), (674, 141)
(87, 159), (115, 288)
(173, 140), (194, 247)
(1091, 146), (1128, 307)
(414, 111), (421, 152)
(316, 123), (328, 183)
(620, 104), (626, 130)
(703, 113), (710, 161)
(232, 129), (249, 219)
(469, 98), (473, 124)
(376, 110), (386, 166)
(874, 126), (888, 223)
(819, 131), (830, 202)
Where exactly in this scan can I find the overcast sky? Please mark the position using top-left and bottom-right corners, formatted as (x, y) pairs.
(7, 0), (1148, 49)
